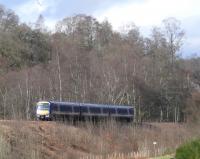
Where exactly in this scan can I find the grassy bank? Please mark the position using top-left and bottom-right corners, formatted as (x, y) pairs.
(0, 120), (199, 159)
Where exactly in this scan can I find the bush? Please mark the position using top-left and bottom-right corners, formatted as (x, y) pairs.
(175, 139), (200, 159)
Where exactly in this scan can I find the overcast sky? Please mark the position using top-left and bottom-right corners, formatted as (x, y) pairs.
(0, 0), (199, 57)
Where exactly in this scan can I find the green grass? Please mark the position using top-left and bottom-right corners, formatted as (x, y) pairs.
(175, 139), (200, 159)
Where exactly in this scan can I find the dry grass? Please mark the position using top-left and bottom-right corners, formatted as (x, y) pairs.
(0, 120), (199, 159)
(80, 151), (147, 159)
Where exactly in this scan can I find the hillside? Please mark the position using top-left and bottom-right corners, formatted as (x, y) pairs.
(1, 120), (89, 159)
(0, 2), (200, 159)
(0, 120), (198, 159)
(0, 5), (200, 123)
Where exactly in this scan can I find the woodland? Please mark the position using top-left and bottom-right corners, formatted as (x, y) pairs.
(0, 5), (199, 122)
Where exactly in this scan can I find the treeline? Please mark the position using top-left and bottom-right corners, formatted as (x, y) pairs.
(0, 5), (199, 122)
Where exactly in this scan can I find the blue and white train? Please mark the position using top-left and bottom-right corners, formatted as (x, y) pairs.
(36, 101), (134, 122)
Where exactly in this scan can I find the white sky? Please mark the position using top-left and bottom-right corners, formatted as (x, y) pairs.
(94, 0), (200, 30)
(94, 0), (200, 57)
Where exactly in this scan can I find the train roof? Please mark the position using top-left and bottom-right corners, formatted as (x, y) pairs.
(49, 101), (133, 109)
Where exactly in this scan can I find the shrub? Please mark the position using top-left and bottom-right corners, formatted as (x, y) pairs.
(175, 139), (200, 159)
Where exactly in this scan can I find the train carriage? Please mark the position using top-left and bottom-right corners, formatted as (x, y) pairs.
(36, 101), (134, 122)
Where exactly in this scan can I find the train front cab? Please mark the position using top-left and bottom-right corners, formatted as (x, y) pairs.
(36, 101), (51, 120)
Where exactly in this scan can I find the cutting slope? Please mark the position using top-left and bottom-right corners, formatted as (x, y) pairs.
(0, 120), (189, 159)
(0, 120), (92, 159)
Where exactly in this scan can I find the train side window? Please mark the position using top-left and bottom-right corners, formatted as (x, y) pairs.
(103, 108), (109, 113)
(103, 108), (115, 114)
(109, 108), (116, 114)
(129, 108), (134, 115)
(89, 107), (101, 114)
(73, 106), (80, 113)
(117, 108), (128, 115)
(60, 105), (72, 112)
(81, 106), (88, 113)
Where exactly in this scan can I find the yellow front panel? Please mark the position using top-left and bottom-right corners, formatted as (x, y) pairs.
(37, 110), (49, 115)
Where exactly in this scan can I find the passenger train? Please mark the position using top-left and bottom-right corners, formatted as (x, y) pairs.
(36, 101), (134, 122)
